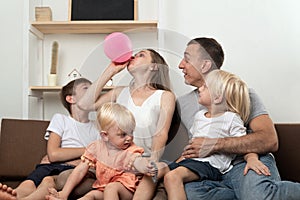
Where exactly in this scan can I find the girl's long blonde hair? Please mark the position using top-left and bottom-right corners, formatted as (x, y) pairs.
(205, 70), (250, 122)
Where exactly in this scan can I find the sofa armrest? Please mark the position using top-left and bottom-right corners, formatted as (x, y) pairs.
(0, 118), (49, 178)
(273, 123), (300, 182)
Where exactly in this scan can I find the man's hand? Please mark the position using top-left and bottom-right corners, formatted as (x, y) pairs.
(181, 137), (219, 159)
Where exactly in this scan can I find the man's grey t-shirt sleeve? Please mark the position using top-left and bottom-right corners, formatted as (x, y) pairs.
(246, 88), (268, 129)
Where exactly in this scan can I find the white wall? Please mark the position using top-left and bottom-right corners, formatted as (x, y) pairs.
(27, 0), (161, 120)
(0, 0), (299, 123)
(0, 0), (24, 119)
(160, 0), (300, 123)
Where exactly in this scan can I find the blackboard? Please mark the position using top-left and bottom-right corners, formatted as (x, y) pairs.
(70, 0), (135, 20)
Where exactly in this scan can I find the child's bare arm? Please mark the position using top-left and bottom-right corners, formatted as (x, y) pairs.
(52, 157), (91, 199)
(243, 153), (271, 176)
(47, 132), (85, 163)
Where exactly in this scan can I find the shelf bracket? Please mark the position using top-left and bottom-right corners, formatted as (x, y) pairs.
(28, 90), (43, 99)
(29, 25), (44, 40)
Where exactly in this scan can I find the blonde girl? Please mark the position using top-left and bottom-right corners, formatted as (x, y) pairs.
(151, 70), (271, 200)
(47, 103), (157, 200)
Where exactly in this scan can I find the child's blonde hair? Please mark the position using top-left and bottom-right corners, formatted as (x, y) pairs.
(205, 70), (250, 122)
(97, 102), (136, 135)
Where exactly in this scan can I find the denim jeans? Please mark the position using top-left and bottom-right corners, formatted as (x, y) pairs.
(185, 154), (300, 200)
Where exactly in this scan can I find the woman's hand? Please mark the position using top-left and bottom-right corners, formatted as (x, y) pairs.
(108, 61), (129, 75)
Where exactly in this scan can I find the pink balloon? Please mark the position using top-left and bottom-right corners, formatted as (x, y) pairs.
(103, 32), (133, 63)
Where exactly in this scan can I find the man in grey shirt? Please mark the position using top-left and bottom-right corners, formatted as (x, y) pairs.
(176, 37), (300, 200)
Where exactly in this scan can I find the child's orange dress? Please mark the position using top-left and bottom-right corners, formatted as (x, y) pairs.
(82, 140), (144, 192)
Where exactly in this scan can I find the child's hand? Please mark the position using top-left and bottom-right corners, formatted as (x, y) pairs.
(81, 156), (96, 168)
(244, 156), (271, 176)
(40, 155), (50, 164)
(146, 161), (158, 177)
(139, 161), (158, 183)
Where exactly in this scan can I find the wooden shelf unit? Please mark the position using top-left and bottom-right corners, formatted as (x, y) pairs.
(30, 20), (158, 34)
(29, 86), (113, 99)
(30, 85), (113, 91)
(30, 86), (62, 92)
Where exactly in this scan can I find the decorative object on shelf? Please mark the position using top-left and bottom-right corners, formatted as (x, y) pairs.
(48, 41), (59, 86)
(104, 32), (133, 64)
(69, 0), (137, 21)
(35, 7), (52, 21)
(68, 68), (82, 80)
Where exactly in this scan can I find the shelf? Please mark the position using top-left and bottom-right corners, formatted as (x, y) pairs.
(30, 20), (158, 34)
(30, 86), (62, 92)
(30, 85), (113, 91)
(29, 86), (113, 98)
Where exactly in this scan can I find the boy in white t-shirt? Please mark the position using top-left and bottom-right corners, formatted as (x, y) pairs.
(0, 78), (100, 200)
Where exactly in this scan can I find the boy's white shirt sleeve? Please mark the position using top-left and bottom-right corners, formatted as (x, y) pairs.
(44, 113), (65, 140)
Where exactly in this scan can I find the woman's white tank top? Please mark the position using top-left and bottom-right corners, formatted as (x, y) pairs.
(117, 87), (163, 156)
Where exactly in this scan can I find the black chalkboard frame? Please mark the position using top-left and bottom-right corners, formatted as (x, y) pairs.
(68, 0), (138, 21)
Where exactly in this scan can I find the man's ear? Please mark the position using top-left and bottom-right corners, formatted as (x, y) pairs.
(213, 95), (223, 104)
(201, 60), (212, 74)
(66, 95), (75, 104)
(101, 131), (109, 141)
